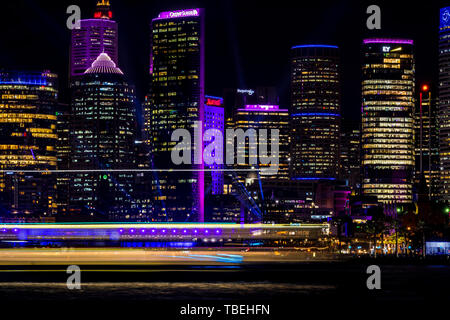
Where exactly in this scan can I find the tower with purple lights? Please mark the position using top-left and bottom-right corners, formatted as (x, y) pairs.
(70, 0), (118, 78)
(146, 9), (205, 222)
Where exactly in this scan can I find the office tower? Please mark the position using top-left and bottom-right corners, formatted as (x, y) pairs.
(146, 8), (205, 222)
(204, 95), (224, 195)
(232, 104), (290, 182)
(340, 119), (361, 192)
(362, 38), (415, 204)
(70, 0), (118, 78)
(56, 104), (71, 215)
(290, 45), (340, 181)
(415, 85), (440, 200)
(69, 53), (136, 219)
(0, 71), (58, 217)
(439, 6), (450, 202)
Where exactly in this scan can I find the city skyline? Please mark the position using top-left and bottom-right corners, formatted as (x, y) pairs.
(0, 0), (443, 121)
(0, 1), (449, 310)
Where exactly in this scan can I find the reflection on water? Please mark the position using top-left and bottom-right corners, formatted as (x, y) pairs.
(0, 282), (336, 300)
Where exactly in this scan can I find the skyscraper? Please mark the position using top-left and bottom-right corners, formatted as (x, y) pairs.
(0, 71), (58, 217)
(415, 85), (439, 200)
(340, 119), (361, 192)
(146, 8), (205, 222)
(232, 104), (290, 182)
(290, 45), (340, 181)
(439, 6), (450, 202)
(70, 0), (118, 78)
(56, 104), (71, 215)
(362, 38), (415, 204)
(204, 95), (224, 195)
(69, 53), (136, 219)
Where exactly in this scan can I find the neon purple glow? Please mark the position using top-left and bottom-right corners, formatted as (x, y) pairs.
(363, 38), (413, 45)
(70, 19), (118, 77)
(154, 9), (200, 20)
(239, 105), (288, 112)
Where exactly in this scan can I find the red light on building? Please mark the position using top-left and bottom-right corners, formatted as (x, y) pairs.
(94, 12), (101, 18)
(108, 11), (113, 18)
(422, 84), (429, 92)
(206, 98), (222, 106)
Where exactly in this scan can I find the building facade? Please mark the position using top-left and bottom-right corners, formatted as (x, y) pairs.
(146, 8), (205, 222)
(0, 71), (58, 217)
(232, 104), (290, 182)
(414, 85), (439, 200)
(56, 104), (71, 215)
(439, 6), (450, 202)
(290, 45), (341, 181)
(204, 95), (224, 195)
(69, 53), (136, 219)
(70, 0), (118, 78)
(361, 38), (415, 204)
(340, 119), (361, 192)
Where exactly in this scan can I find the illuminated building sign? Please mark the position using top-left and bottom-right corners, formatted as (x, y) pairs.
(205, 96), (223, 107)
(94, 11), (112, 19)
(441, 7), (450, 29)
(155, 9), (200, 20)
(237, 89), (254, 96)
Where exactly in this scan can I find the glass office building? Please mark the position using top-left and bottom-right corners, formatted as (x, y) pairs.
(69, 53), (136, 219)
(439, 6), (450, 202)
(361, 38), (415, 204)
(290, 45), (341, 181)
(0, 71), (58, 217)
(146, 9), (205, 222)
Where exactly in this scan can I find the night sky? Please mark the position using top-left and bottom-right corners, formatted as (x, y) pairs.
(0, 0), (447, 122)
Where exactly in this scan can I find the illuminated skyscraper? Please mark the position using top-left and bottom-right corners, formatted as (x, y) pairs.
(146, 9), (205, 222)
(204, 95), (224, 195)
(362, 38), (415, 204)
(439, 6), (450, 201)
(70, 0), (118, 78)
(56, 104), (71, 215)
(290, 45), (340, 181)
(0, 71), (58, 217)
(69, 53), (136, 219)
(415, 85), (439, 200)
(232, 104), (290, 182)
